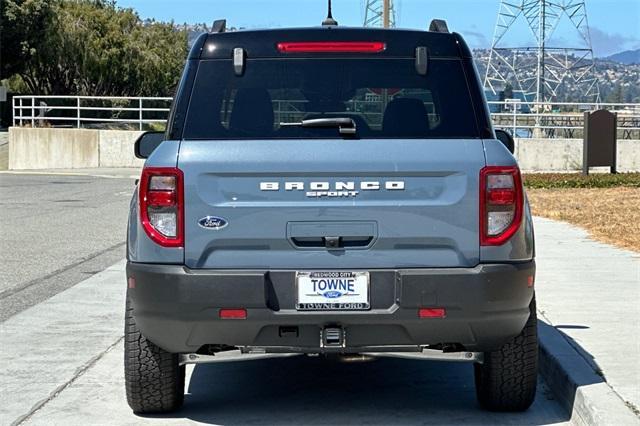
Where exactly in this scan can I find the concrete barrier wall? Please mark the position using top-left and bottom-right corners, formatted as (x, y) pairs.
(8, 127), (640, 172)
(9, 127), (144, 170)
(98, 130), (145, 168)
(9, 128), (99, 169)
(515, 138), (640, 172)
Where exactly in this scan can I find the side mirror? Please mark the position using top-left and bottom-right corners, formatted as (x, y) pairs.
(495, 129), (515, 154)
(134, 131), (165, 159)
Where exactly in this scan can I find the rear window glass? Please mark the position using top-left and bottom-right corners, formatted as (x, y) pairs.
(183, 58), (479, 139)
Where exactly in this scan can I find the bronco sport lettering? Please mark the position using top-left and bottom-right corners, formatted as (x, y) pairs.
(261, 180), (405, 198)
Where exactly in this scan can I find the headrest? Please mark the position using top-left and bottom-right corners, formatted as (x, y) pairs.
(382, 98), (430, 137)
(229, 88), (274, 136)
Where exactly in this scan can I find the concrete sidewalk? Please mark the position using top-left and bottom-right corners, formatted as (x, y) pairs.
(0, 261), (127, 425)
(534, 217), (640, 422)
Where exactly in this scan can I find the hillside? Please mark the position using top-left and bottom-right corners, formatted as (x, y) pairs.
(604, 49), (640, 65)
(473, 49), (640, 103)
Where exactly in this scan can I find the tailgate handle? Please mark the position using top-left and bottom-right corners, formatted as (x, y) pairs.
(287, 221), (377, 250)
(290, 235), (374, 250)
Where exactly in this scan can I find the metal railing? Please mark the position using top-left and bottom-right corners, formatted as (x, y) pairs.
(12, 95), (172, 131)
(12, 95), (640, 139)
(488, 100), (640, 140)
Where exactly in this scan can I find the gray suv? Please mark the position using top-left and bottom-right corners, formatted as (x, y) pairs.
(125, 20), (537, 414)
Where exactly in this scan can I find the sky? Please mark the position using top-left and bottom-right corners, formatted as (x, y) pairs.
(117, 0), (640, 57)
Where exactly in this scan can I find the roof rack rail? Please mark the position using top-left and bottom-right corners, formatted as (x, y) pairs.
(429, 19), (449, 33)
(211, 19), (226, 33)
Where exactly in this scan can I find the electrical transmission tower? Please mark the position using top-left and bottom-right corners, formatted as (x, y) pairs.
(363, 0), (396, 28)
(484, 0), (600, 106)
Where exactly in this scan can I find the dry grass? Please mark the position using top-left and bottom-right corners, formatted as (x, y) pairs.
(527, 187), (640, 252)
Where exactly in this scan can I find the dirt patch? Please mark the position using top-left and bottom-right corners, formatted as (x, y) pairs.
(527, 187), (640, 252)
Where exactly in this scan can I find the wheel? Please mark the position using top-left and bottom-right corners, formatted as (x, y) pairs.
(474, 295), (538, 411)
(124, 295), (185, 413)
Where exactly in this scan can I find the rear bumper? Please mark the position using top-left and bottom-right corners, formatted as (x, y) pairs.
(126, 261), (535, 354)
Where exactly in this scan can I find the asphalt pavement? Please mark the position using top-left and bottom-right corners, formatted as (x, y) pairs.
(0, 171), (137, 320)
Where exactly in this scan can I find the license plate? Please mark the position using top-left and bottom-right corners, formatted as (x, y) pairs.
(296, 271), (370, 311)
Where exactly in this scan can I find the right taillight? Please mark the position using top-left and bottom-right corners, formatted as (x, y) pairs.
(139, 167), (184, 247)
(480, 166), (523, 246)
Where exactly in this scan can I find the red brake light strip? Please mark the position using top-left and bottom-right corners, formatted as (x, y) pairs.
(277, 41), (386, 53)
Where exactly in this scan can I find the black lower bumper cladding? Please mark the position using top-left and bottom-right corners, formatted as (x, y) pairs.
(127, 261), (535, 353)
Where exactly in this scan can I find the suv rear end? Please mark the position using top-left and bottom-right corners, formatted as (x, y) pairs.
(125, 23), (537, 414)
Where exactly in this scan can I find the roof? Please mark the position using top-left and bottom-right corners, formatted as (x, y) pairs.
(188, 27), (471, 60)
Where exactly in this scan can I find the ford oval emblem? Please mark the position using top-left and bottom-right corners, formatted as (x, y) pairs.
(323, 290), (343, 299)
(198, 216), (228, 230)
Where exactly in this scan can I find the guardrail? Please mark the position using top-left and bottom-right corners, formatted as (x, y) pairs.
(12, 95), (172, 131)
(12, 95), (640, 139)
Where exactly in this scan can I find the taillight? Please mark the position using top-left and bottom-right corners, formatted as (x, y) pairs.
(479, 166), (523, 246)
(277, 41), (386, 53)
(139, 167), (184, 247)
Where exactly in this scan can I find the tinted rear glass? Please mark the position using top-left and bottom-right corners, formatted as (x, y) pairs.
(183, 58), (479, 139)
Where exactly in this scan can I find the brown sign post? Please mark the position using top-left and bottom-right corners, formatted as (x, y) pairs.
(583, 110), (617, 175)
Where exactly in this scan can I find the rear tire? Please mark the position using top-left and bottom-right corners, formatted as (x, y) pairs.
(474, 296), (538, 411)
(124, 295), (185, 414)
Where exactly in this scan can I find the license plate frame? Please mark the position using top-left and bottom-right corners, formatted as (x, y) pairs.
(295, 271), (370, 311)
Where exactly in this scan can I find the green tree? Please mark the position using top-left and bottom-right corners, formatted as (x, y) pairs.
(0, 0), (55, 81)
(1, 0), (188, 96)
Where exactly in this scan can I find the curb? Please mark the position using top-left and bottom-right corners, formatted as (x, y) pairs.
(537, 318), (639, 425)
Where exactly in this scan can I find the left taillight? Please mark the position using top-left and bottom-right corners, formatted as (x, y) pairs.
(479, 165), (524, 246)
(139, 167), (184, 247)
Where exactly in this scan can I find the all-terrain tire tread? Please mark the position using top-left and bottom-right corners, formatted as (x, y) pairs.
(124, 297), (184, 413)
(474, 296), (539, 411)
